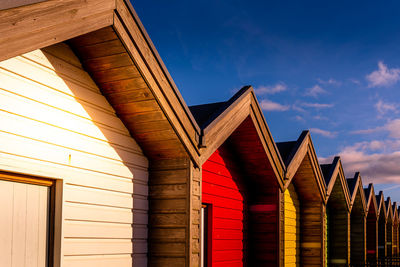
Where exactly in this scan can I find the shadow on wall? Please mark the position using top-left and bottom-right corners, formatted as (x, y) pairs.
(41, 42), (148, 266)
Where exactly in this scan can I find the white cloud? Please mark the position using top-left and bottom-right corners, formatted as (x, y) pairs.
(302, 102), (334, 108)
(352, 119), (400, 138)
(366, 61), (400, 87)
(310, 128), (337, 138)
(305, 85), (327, 97)
(317, 78), (341, 86)
(254, 83), (287, 95)
(321, 141), (400, 184)
(386, 119), (400, 138)
(375, 100), (397, 116)
(260, 99), (290, 111)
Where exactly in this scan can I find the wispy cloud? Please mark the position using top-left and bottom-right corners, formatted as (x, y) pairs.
(302, 102), (334, 108)
(349, 78), (361, 85)
(260, 99), (290, 111)
(317, 78), (341, 86)
(375, 100), (397, 116)
(321, 141), (400, 183)
(305, 85), (327, 97)
(310, 128), (337, 138)
(254, 83), (287, 95)
(366, 61), (400, 87)
(351, 118), (400, 138)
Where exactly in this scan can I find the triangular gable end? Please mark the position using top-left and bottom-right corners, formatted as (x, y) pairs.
(347, 172), (367, 214)
(321, 156), (351, 211)
(191, 86), (286, 189)
(386, 197), (394, 221)
(277, 131), (326, 202)
(364, 183), (378, 217)
(0, 0), (202, 165)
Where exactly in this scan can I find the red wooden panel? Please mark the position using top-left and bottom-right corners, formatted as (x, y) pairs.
(202, 147), (248, 266)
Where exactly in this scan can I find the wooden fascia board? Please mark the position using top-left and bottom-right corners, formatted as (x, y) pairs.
(326, 160), (351, 212)
(284, 131), (309, 182)
(387, 199), (393, 220)
(113, 1), (201, 165)
(248, 100), (285, 189)
(393, 204), (399, 223)
(0, 0), (203, 166)
(284, 134), (327, 202)
(198, 88), (285, 189)
(305, 135), (327, 202)
(122, 0), (201, 134)
(349, 177), (359, 206)
(199, 90), (251, 164)
(248, 90), (285, 185)
(0, 0), (115, 62)
(357, 178), (368, 215)
(370, 187), (379, 217)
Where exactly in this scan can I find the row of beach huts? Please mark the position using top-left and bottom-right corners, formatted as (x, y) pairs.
(0, 0), (398, 266)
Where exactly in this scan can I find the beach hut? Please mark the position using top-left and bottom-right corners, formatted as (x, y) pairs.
(386, 198), (394, 258)
(276, 131), (327, 267)
(393, 203), (399, 256)
(347, 172), (367, 265)
(320, 157), (352, 266)
(189, 86), (285, 266)
(364, 184), (379, 263)
(0, 1), (205, 266)
(376, 191), (387, 259)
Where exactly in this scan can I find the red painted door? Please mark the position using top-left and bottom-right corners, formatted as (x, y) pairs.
(202, 146), (247, 267)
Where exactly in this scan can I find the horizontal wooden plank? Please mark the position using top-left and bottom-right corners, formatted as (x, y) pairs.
(0, 130), (147, 178)
(0, 110), (147, 167)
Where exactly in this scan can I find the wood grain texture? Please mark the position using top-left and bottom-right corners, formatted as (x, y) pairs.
(0, 43), (149, 266)
(0, 0), (115, 62)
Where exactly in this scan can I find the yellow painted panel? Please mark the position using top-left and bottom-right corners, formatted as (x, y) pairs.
(284, 183), (300, 267)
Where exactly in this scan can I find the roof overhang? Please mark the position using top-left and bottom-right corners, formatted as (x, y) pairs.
(193, 86), (286, 190)
(347, 172), (367, 214)
(0, 0), (202, 165)
(278, 131), (327, 202)
(323, 157), (351, 211)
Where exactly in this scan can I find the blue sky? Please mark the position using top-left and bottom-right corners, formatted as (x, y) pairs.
(133, 1), (400, 201)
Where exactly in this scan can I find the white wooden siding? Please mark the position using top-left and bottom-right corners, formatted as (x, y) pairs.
(0, 43), (149, 266)
(0, 179), (50, 267)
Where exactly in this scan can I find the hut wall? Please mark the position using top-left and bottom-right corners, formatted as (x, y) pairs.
(148, 158), (200, 266)
(327, 208), (350, 266)
(366, 215), (378, 261)
(284, 183), (300, 266)
(350, 214), (366, 265)
(387, 221), (393, 257)
(0, 44), (149, 266)
(202, 146), (248, 266)
(249, 190), (280, 266)
(301, 202), (324, 266)
(394, 222), (399, 256)
(378, 215), (387, 258)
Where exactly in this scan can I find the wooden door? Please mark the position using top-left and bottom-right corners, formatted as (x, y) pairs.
(0, 176), (52, 267)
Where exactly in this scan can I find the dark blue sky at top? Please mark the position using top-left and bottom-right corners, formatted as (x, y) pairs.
(132, 0), (400, 198)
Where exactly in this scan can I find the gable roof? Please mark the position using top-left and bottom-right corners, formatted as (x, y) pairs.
(393, 203), (399, 224)
(346, 172), (367, 214)
(276, 131), (326, 202)
(386, 197), (394, 221)
(376, 191), (387, 219)
(0, 0), (203, 164)
(190, 86), (286, 189)
(364, 183), (378, 217)
(321, 157), (351, 211)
